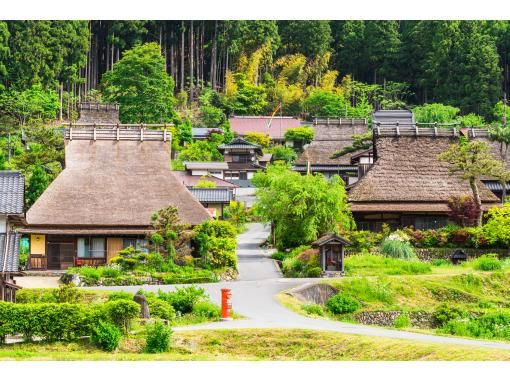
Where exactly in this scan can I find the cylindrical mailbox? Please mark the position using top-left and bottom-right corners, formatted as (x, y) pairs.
(221, 288), (233, 321)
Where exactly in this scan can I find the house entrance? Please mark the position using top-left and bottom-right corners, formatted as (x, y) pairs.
(47, 236), (75, 270)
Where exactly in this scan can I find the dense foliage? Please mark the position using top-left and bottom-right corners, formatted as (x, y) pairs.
(253, 164), (353, 249)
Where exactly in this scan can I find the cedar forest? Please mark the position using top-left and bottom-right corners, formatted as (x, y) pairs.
(0, 20), (509, 206)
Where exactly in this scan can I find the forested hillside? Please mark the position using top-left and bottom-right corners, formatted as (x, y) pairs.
(0, 20), (509, 120)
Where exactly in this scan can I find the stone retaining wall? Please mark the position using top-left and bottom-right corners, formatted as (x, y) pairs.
(414, 248), (510, 261)
(354, 310), (436, 329)
(286, 283), (338, 306)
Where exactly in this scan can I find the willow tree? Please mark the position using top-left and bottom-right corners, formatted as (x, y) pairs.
(252, 163), (353, 249)
(438, 139), (504, 226)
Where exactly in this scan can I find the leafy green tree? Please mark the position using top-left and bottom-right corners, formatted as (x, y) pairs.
(253, 164), (353, 249)
(413, 103), (460, 124)
(332, 21), (366, 81)
(438, 139), (504, 226)
(101, 42), (176, 123)
(303, 90), (347, 117)
(179, 140), (223, 162)
(270, 146), (297, 163)
(0, 85), (59, 125)
(149, 205), (191, 259)
(178, 119), (193, 146)
(483, 203), (510, 246)
(284, 127), (314, 145)
(195, 178), (217, 188)
(224, 73), (267, 115)
(26, 164), (49, 207)
(244, 132), (271, 148)
(226, 20), (280, 59)
(457, 113), (486, 127)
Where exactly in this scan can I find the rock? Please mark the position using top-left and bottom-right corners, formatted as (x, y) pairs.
(134, 294), (151, 319)
(59, 273), (81, 286)
(287, 283), (338, 306)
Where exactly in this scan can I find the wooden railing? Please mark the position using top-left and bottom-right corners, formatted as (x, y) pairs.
(374, 126), (490, 138)
(74, 258), (107, 267)
(28, 255), (47, 270)
(313, 118), (368, 126)
(64, 127), (172, 142)
(78, 102), (119, 111)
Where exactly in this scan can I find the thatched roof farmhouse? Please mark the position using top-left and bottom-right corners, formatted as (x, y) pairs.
(22, 127), (210, 270)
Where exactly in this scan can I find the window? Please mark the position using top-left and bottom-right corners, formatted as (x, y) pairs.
(239, 172), (248, 180)
(232, 155), (251, 163)
(123, 238), (149, 252)
(414, 216), (448, 230)
(77, 237), (105, 258)
(225, 171), (239, 180)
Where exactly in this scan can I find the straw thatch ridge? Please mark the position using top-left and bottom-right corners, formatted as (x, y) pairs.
(26, 134), (211, 228)
(348, 135), (499, 211)
(296, 122), (369, 165)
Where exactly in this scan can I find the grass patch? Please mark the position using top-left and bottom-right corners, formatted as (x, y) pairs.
(1, 329), (510, 360)
(344, 254), (431, 276)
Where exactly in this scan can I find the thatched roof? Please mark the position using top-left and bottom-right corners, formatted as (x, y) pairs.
(349, 129), (500, 213)
(77, 102), (120, 124)
(26, 128), (211, 229)
(296, 121), (369, 165)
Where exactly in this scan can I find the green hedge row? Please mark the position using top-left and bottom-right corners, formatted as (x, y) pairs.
(0, 300), (140, 343)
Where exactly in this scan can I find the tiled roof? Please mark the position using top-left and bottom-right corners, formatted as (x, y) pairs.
(189, 188), (234, 203)
(0, 232), (21, 273)
(192, 127), (223, 138)
(218, 137), (262, 150)
(292, 165), (358, 172)
(229, 116), (302, 140)
(184, 162), (229, 170)
(174, 172), (238, 188)
(0, 171), (25, 214)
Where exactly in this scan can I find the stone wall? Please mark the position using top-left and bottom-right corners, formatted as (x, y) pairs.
(286, 283), (338, 306)
(414, 248), (510, 261)
(354, 310), (436, 329)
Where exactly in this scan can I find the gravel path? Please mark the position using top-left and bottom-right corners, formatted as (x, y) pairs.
(92, 223), (510, 350)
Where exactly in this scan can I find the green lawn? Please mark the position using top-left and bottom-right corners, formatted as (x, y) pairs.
(1, 329), (510, 360)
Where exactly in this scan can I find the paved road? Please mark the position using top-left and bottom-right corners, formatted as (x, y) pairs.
(93, 223), (510, 351)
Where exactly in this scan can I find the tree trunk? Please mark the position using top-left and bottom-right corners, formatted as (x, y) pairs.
(211, 21), (218, 90)
(470, 178), (483, 226)
(133, 294), (150, 319)
(189, 20), (194, 104)
(180, 21), (185, 92)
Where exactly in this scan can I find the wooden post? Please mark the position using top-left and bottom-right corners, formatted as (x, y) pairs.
(341, 245), (345, 273)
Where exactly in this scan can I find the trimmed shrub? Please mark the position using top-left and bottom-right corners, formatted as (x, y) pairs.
(16, 289), (57, 304)
(52, 284), (82, 303)
(301, 304), (324, 316)
(91, 321), (121, 352)
(157, 286), (207, 315)
(434, 303), (465, 327)
(381, 238), (416, 260)
(192, 301), (221, 319)
(306, 267), (322, 278)
(148, 299), (176, 320)
(107, 291), (134, 302)
(145, 321), (172, 353)
(326, 294), (361, 314)
(393, 313), (411, 328)
(473, 254), (502, 271)
(100, 300), (140, 332)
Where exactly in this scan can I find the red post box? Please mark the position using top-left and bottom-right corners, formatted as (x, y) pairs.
(221, 288), (233, 321)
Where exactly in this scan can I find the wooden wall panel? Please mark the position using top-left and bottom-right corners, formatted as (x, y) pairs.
(107, 238), (123, 263)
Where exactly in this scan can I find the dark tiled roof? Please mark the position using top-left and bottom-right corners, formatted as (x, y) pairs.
(218, 137), (261, 149)
(0, 171), (25, 214)
(312, 233), (351, 247)
(483, 181), (510, 191)
(189, 188), (234, 203)
(192, 128), (223, 138)
(292, 165), (358, 172)
(372, 110), (414, 126)
(0, 232), (21, 273)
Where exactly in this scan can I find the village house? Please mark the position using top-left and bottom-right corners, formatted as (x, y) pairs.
(229, 115), (302, 143)
(293, 118), (371, 185)
(0, 171), (25, 301)
(21, 127), (210, 270)
(348, 126), (501, 231)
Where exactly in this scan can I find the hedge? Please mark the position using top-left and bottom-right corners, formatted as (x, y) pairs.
(0, 299), (140, 343)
